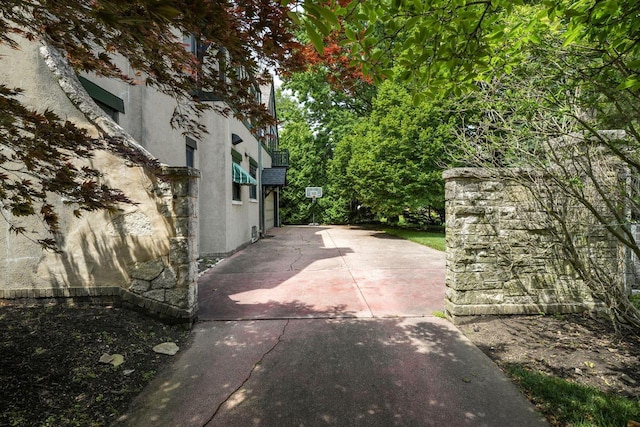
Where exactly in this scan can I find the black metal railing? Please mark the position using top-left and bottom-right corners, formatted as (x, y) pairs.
(270, 149), (289, 167)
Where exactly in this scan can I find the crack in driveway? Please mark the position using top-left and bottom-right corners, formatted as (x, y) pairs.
(203, 319), (290, 426)
(289, 247), (303, 271)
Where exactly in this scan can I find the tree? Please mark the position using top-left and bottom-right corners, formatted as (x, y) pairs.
(329, 78), (453, 223)
(1, 0), (304, 248)
(277, 90), (326, 224)
(296, 1), (640, 329)
(447, 9), (640, 331)
(298, 1), (640, 99)
(277, 58), (374, 224)
(276, 81), (357, 224)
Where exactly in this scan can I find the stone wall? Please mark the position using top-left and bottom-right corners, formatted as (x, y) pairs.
(0, 167), (199, 321)
(119, 167), (200, 319)
(444, 168), (620, 320)
(625, 224), (640, 295)
(0, 40), (199, 322)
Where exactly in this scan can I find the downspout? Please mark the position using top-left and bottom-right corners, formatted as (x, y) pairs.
(272, 82), (281, 227)
(258, 108), (264, 238)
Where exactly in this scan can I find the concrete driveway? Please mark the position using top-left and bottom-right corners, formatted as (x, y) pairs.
(198, 226), (446, 320)
(115, 226), (547, 427)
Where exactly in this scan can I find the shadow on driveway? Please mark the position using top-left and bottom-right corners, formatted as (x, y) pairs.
(113, 226), (548, 427)
(197, 225), (446, 320)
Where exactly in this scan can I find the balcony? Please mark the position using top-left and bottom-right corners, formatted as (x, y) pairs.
(270, 149), (289, 168)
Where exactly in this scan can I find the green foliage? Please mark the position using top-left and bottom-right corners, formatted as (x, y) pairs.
(277, 67), (372, 224)
(439, 5), (640, 330)
(506, 364), (640, 426)
(381, 228), (446, 252)
(329, 79), (453, 220)
(278, 119), (327, 224)
(280, 67), (454, 225)
(300, 1), (640, 100)
(300, 0), (529, 96)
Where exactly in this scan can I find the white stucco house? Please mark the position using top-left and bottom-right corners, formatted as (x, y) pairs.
(0, 34), (288, 318)
(78, 46), (288, 257)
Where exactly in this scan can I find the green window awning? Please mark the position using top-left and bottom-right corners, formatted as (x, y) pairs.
(232, 162), (257, 185)
(78, 76), (125, 113)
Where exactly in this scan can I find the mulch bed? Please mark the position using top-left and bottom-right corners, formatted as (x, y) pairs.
(3, 304), (639, 426)
(0, 304), (190, 427)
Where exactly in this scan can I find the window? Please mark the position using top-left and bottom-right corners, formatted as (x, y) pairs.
(232, 180), (242, 202)
(78, 76), (125, 124)
(186, 137), (197, 168)
(249, 159), (257, 200)
(183, 34), (197, 55)
(232, 149), (242, 202)
(95, 101), (119, 123)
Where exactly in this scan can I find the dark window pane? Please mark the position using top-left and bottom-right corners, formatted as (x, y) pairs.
(186, 146), (195, 168)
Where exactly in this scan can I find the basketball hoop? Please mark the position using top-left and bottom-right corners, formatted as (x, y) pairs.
(305, 187), (322, 226)
(305, 187), (322, 199)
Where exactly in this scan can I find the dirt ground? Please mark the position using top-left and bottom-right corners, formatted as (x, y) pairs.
(460, 314), (640, 416)
(0, 304), (190, 427)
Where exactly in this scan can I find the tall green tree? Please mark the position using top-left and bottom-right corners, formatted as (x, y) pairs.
(277, 65), (373, 223)
(329, 79), (456, 223)
(277, 90), (323, 223)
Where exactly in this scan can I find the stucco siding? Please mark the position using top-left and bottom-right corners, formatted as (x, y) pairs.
(0, 40), (199, 320)
(198, 112), (230, 255)
(265, 192), (275, 229)
(3, 36), (282, 261)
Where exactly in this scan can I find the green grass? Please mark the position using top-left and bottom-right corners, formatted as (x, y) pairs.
(506, 364), (640, 427)
(381, 228), (446, 252)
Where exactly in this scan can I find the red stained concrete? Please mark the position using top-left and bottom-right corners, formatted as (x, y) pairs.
(198, 225), (446, 320)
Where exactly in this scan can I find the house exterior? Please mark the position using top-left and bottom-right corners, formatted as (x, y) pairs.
(78, 47), (288, 257)
(0, 35), (287, 320)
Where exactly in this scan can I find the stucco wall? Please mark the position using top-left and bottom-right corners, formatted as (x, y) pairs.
(78, 58), (272, 257)
(81, 72), (187, 167)
(443, 168), (619, 320)
(196, 111), (229, 255)
(197, 113), (264, 256)
(0, 39), (199, 321)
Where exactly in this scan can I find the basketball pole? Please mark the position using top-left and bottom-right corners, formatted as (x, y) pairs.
(305, 187), (322, 226)
(311, 195), (317, 226)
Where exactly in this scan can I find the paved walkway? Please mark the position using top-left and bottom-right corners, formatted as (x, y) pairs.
(115, 226), (548, 426)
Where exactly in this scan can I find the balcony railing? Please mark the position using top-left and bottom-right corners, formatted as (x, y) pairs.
(270, 149), (289, 167)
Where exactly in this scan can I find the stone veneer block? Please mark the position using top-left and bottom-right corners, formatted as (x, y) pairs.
(444, 168), (616, 321)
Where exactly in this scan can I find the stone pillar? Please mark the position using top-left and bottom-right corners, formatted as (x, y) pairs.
(625, 224), (640, 295)
(122, 166), (200, 322)
(165, 166), (200, 318)
(444, 168), (601, 322)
